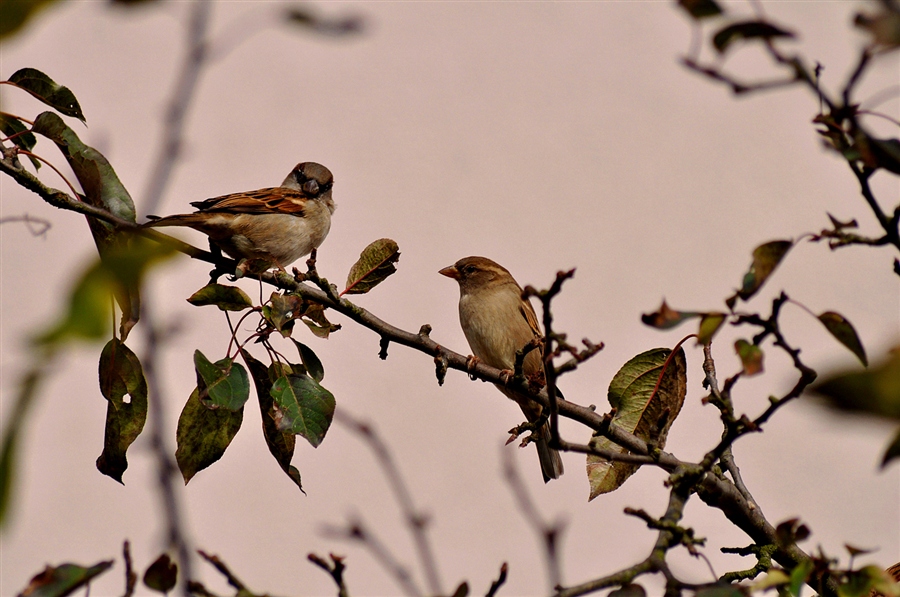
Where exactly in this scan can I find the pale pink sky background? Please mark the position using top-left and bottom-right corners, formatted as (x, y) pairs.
(1, 2), (898, 596)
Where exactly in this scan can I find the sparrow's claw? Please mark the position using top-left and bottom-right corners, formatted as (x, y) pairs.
(465, 355), (480, 372)
(498, 369), (514, 385)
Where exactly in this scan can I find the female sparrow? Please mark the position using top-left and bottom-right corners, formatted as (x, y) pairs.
(440, 256), (564, 482)
(144, 162), (335, 275)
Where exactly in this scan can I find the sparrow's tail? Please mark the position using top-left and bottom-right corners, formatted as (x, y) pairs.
(536, 423), (564, 483)
(141, 214), (198, 228)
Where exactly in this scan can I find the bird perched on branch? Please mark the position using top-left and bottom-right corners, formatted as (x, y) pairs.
(440, 256), (564, 482)
(144, 162), (335, 276)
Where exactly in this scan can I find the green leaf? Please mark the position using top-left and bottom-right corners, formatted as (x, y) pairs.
(882, 427), (900, 468)
(587, 348), (687, 500)
(735, 339), (764, 376)
(293, 340), (324, 382)
(713, 20), (795, 53)
(811, 349), (900, 421)
(752, 569), (790, 591)
(7, 68), (83, 120)
(697, 312), (727, 345)
(343, 238), (401, 295)
(817, 311), (867, 366)
(32, 111), (142, 338)
(142, 554), (177, 594)
(301, 303), (341, 338)
(263, 292), (301, 337)
(15, 560), (114, 597)
(788, 559), (814, 597)
(95, 339), (148, 483)
(193, 351), (250, 412)
(677, 0), (723, 19)
(175, 388), (244, 484)
(187, 283), (253, 311)
(242, 351), (304, 491)
(735, 240), (793, 302)
(35, 240), (174, 346)
(0, 1), (63, 41)
(640, 300), (701, 330)
(0, 114), (40, 169)
(271, 374), (335, 448)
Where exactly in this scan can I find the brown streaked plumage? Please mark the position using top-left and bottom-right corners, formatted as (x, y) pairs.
(144, 162), (335, 274)
(440, 256), (564, 483)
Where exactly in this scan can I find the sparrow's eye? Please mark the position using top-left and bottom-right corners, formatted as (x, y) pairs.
(302, 180), (319, 195)
(463, 265), (476, 274)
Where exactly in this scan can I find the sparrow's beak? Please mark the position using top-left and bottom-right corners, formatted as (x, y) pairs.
(438, 265), (460, 279)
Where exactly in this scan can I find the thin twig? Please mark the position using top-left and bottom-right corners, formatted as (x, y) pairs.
(0, 213), (51, 237)
(335, 409), (443, 596)
(142, 312), (193, 596)
(142, 0), (212, 216)
(322, 518), (423, 597)
(501, 447), (564, 590)
(308, 553), (350, 597)
(122, 541), (137, 597)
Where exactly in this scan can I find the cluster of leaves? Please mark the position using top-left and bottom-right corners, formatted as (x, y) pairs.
(0, 67), (405, 518)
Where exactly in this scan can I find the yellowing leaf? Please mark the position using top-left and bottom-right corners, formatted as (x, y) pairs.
(736, 240), (793, 302)
(343, 238), (400, 295)
(734, 339), (764, 376)
(640, 300), (700, 330)
(697, 312), (727, 345)
(587, 348), (687, 499)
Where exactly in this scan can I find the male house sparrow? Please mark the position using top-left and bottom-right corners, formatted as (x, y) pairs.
(440, 256), (564, 482)
(144, 162), (335, 275)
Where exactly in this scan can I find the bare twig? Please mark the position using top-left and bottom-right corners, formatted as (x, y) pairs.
(335, 409), (443, 596)
(142, 0), (212, 216)
(142, 313), (193, 596)
(308, 553), (349, 597)
(322, 518), (423, 597)
(196, 550), (247, 592)
(485, 562), (508, 597)
(122, 541), (137, 597)
(0, 213), (50, 237)
(501, 448), (565, 590)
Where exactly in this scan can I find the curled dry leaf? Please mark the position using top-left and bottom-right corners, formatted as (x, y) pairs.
(640, 300), (700, 330)
(187, 283), (253, 311)
(712, 20), (795, 53)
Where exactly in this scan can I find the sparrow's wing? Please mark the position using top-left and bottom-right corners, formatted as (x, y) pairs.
(190, 187), (309, 215)
(518, 295), (543, 340)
